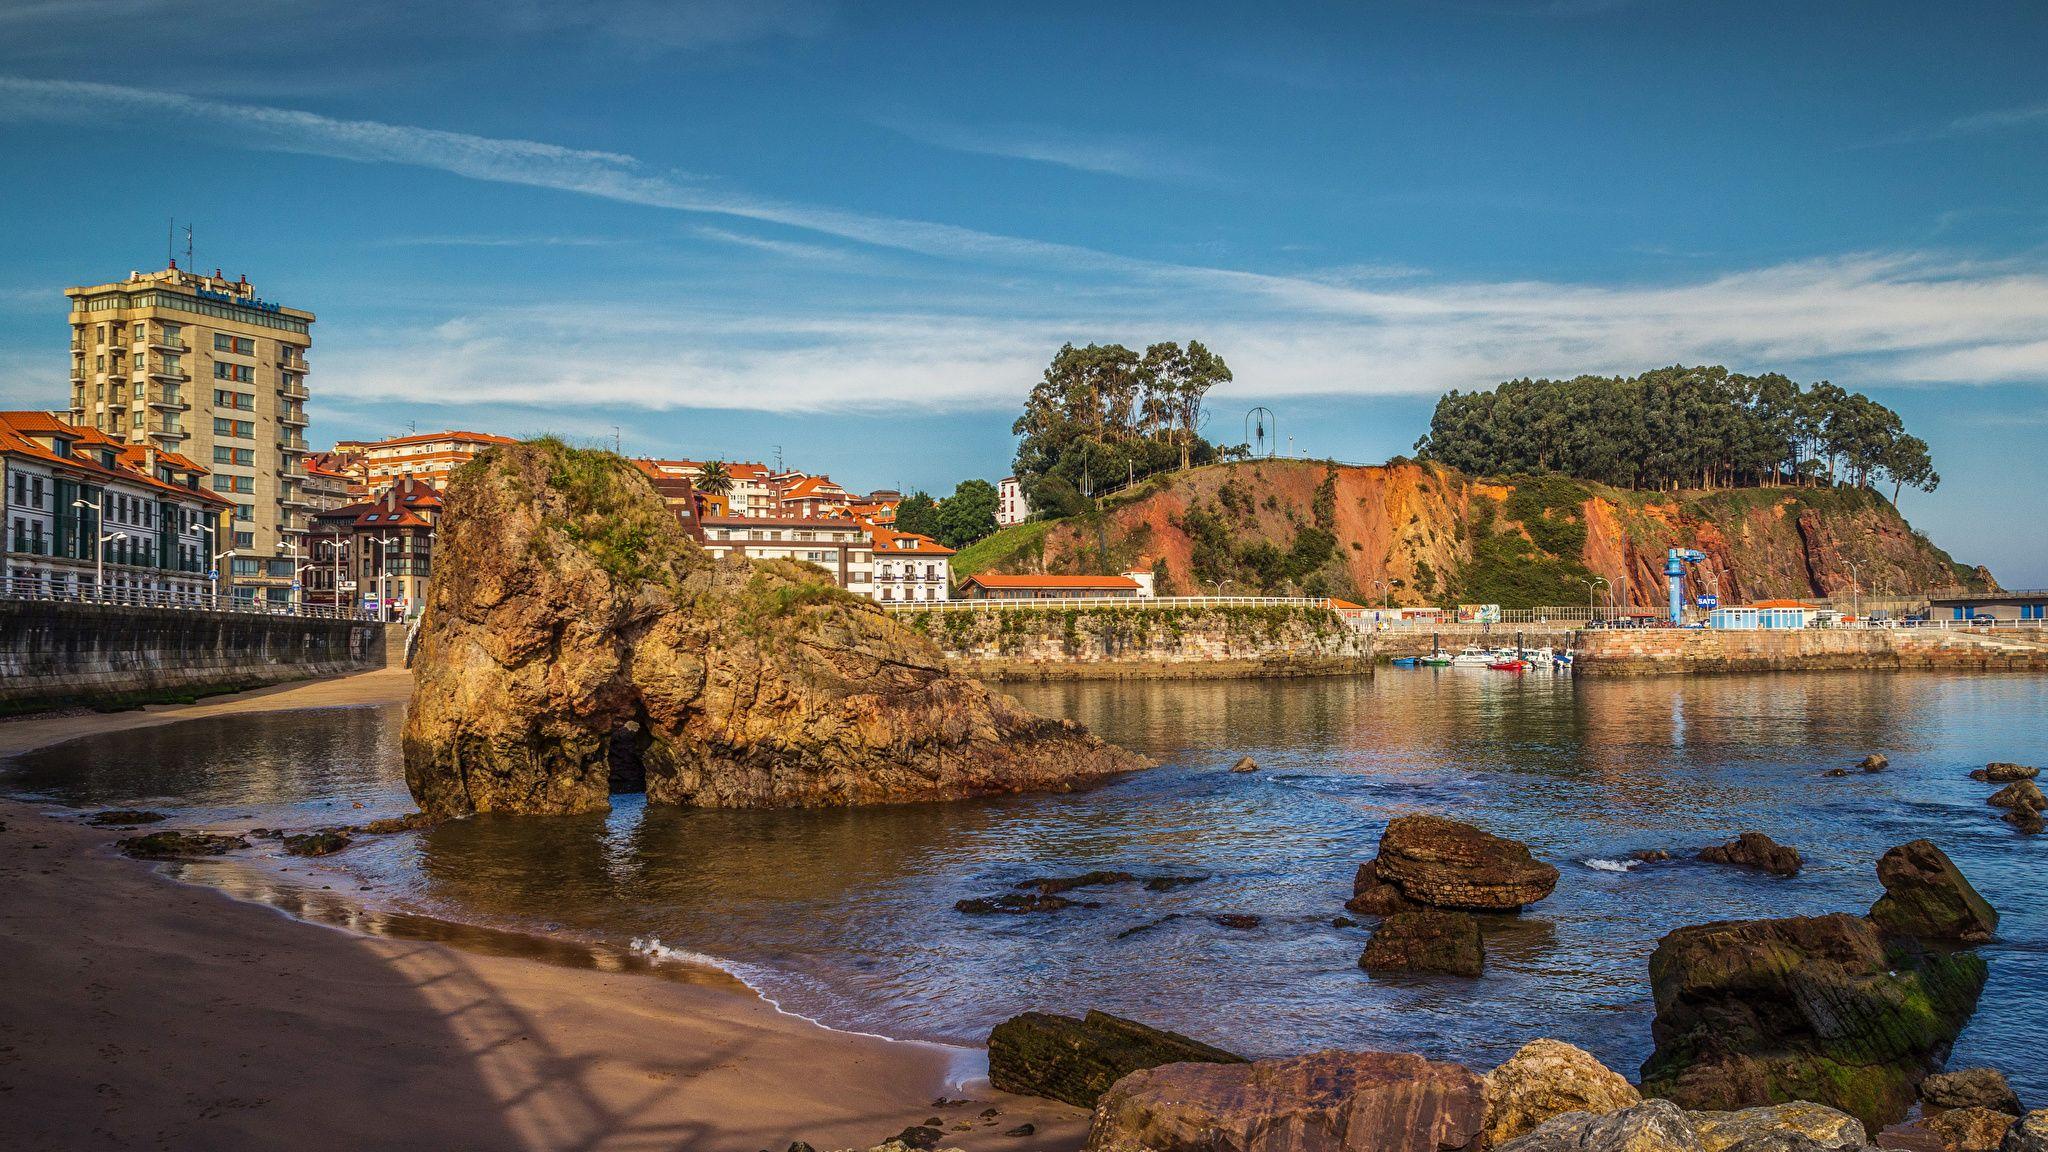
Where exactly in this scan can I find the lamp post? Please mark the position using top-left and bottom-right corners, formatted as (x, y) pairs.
(211, 548), (235, 606)
(97, 530), (128, 599)
(1847, 560), (1861, 622)
(377, 536), (401, 621)
(70, 498), (101, 594)
(1582, 576), (1607, 625)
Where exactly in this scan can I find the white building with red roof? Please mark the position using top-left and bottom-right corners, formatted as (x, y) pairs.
(0, 411), (232, 602)
(869, 527), (954, 602)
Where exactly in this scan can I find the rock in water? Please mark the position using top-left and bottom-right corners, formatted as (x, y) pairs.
(1231, 755), (1259, 773)
(1868, 840), (1999, 944)
(1972, 763), (2038, 783)
(986, 1009), (1243, 1109)
(1355, 815), (1559, 912)
(1986, 780), (2047, 814)
(2004, 1111), (2048, 1152)
(1085, 1050), (1485, 1152)
(1638, 912), (1988, 1131)
(1359, 909), (1485, 977)
(1688, 1101), (1869, 1152)
(402, 440), (1147, 818)
(1347, 858), (1422, 916)
(117, 831), (250, 859)
(1861, 754), (1890, 772)
(1921, 1068), (2022, 1116)
(1482, 1039), (1641, 1146)
(1699, 832), (1803, 877)
(1499, 1099), (1698, 1152)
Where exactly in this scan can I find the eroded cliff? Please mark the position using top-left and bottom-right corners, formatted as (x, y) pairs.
(965, 460), (1989, 607)
(402, 440), (1147, 818)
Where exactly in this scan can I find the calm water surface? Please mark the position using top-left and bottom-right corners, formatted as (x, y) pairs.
(8, 671), (2044, 1094)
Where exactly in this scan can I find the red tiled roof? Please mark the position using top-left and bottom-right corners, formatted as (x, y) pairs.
(871, 528), (955, 556)
(358, 430), (517, 451)
(960, 573), (1140, 590)
(0, 412), (231, 507)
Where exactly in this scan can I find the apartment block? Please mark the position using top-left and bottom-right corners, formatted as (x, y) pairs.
(334, 429), (517, 491)
(65, 265), (314, 605)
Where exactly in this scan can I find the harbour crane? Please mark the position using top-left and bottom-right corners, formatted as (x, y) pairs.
(1666, 548), (1709, 625)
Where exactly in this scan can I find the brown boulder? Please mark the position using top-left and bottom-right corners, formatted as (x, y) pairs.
(1481, 1039), (1641, 1146)
(1861, 754), (1891, 772)
(1867, 840), (1999, 944)
(1359, 909), (1484, 977)
(1347, 858), (1422, 916)
(1688, 1101), (1870, 1152)
(2004, 1111), (2048, 1152)
(402, 440), (1146, 818)
(1231, 755), (1260, 773)
(1987, 780), (2046, 814)
(2008, 810), (2045, 835)
(1922, 1068), (2022, 1116)
(1358, 815), (1559, 912)
(986, 1010), (1243, 1109)
(1699, 832), (1803, 877)
(1972, 764), (2038, 783)
(1919, 1108), (2017, 1152)
(1084, 1050), (1485, 1152)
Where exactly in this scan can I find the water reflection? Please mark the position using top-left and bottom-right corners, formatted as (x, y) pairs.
(4, 671), (2042, 1097)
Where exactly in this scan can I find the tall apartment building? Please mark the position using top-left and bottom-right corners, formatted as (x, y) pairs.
(66, 265), (314, 605)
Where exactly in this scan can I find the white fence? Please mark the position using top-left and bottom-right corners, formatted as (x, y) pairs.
(0, 575), (380, 621)
(882, 595), (1328, 613)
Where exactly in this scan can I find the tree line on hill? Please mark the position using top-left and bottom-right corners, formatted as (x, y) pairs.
(1414, 365), (1939, 501)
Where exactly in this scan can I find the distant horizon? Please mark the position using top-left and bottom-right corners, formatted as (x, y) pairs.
(2, 3), (2044, 584)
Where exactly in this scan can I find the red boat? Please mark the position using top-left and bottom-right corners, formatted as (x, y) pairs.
(1488, 659), (1528, 672)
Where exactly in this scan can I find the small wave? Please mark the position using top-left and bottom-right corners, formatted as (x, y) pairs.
(1581, 858), (1638, 873)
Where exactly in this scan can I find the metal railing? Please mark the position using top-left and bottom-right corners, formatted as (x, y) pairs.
(0, 574), (380, 620)
(883, 595), (1330, 612)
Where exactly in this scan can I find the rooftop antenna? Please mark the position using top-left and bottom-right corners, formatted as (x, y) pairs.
(773, 444), (784, 472)
(612, 425), (622, 455)
(183, 224), (194, 272)
(1246, 406), (1275, 458)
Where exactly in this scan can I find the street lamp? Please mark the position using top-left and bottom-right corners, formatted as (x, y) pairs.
(1582, 576), (1607, 624)
(70, 498), (100, 593)
(1847, 559), (1861, 622)
(376, 536), (402, 621)
(96, 530), (129, 599)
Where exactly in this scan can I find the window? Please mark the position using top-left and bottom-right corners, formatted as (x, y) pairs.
(210, 475), (253, 494)
(213, 389), (254, 410)
(212, 447), (255, 467)
(212, 418), (254, 439)
(233, 504), (254, 523)
(132, 323), (145, 342)
(11, 474), (22, 507)
(213, 362), (255, 383)
(234, 531), (254, 549)
(231, 557), (260, 576)
(212, 333), (255, 356)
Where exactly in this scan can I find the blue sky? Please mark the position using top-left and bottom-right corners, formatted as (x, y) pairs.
(1, 1), (2045, 583)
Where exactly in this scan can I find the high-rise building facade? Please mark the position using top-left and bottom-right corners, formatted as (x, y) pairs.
(66, 266), (314, 604)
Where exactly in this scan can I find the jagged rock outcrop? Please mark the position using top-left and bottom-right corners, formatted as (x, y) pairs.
(2004, 1111), (2048, 1152)
(986, 1010), (1243, 1109)
(1986, 781), (2046, 814)
(1699, 832), (1804, 877)
(1084, 1050), (1486, 1152)
(402, 440), (1147, 818)
(1638, 912), (1988, 1131)
(1868, 841), (1998, 944)
(1499, 1099), (1699, 1152)
(1690, 1102), (1869, 1152)
(1918, 1108), (2018, 1152)
(1481, 1039), (1641, 1146)
(1352, 815), (1559, 913)
(1359, 909), (1485, 977)
(1972, 764), (2037, 783)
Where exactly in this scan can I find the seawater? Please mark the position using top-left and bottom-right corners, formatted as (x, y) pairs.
(7, 670), (2043, 1097)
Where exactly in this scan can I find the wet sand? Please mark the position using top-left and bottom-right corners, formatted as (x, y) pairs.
(0, 671), (1090, 1151)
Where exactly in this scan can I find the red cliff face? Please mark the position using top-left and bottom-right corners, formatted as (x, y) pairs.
(991, 461), (1986, 608)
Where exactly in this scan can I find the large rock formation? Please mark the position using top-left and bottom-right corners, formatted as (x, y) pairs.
(403, 440), (1147, 817)
(1351, 815), (1559, 913)
(1638, 912), (1988, 1131)
(986, 1010), (1243, 1109)
(1481, 1039), (1641, 1146)
(1084, 1050), (1486, 1152)
(1868, 841), (1998, 944)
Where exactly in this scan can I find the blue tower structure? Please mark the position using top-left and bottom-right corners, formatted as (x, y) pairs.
(1666, 548), (1707, 624)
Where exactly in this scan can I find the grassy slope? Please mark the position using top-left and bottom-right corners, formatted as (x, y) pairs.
(950, 520), (1051, 580)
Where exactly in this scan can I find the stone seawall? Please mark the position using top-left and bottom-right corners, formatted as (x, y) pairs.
(1372, 627), (1578, 659)
(0, 601), (389, 712)
(1576, 627), (2048, 675)
(894, 603), (1372, 681)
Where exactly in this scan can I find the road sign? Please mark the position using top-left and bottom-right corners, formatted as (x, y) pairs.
(291, 582), (302, 592)
(1697, 594), (1719, 610)
(207, 570), (218, 581)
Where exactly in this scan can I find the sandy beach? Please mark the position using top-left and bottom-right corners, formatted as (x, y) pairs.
(0, 671), (1091, 1152)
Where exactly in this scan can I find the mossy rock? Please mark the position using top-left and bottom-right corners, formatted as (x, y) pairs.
(987, 1009), (1244, 1109)
(86, 810), (167, 827)
(283, 830), (354, 857)
(118, 830), (250, 859)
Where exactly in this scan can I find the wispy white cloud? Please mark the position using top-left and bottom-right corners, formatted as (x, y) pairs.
(7, 77), (2048, 418)
(874, 115), (1216, 182)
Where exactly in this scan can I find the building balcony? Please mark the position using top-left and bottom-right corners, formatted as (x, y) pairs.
(278, 437), (309, 453)
(147, 366), (190, 382)
(279, 357), (310, 373)
(279, 410), (309, 427)
(147, 394), (189, 411)
(150, 335), (188, 352)
(281, 494), (313, 509)
(278, 379), (309, 399)
(150, 423), (191, 440)
(104, 366), (128, 380)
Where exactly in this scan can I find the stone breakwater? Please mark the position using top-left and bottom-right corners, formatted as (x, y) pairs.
(892, 603), (1373, 681)
(0, 600), (388, 713)
(1574, 628), (2048, 675)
